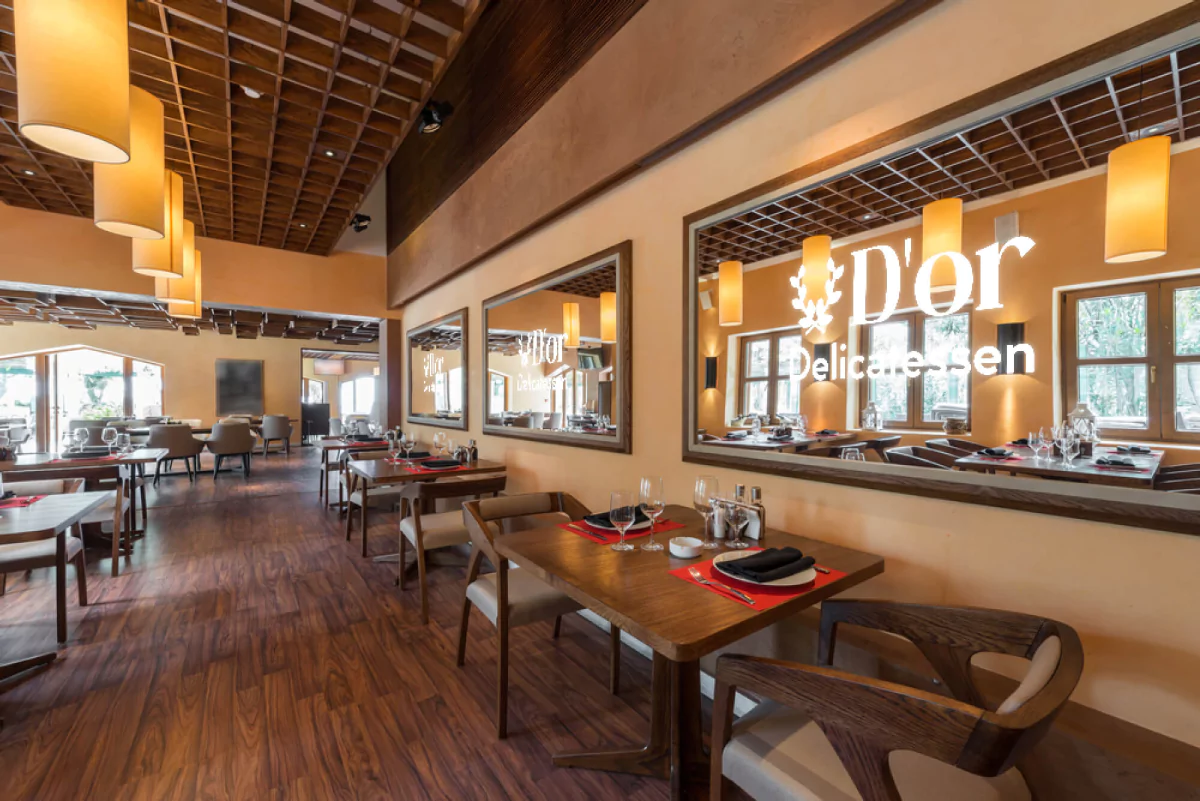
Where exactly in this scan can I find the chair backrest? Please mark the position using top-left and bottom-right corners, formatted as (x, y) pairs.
(546, 412), (562, 429)
(509, 415), (534, 429)
(147, 423), (196, 456)
(911, 445), (958, 468)
(945, 437), (984, 452)
(408, 474), (508, 506)
(883, 445), (947, 468)
(805, 442), (867, 458)
(529, 412), (545, 428)
(260, 415), (292, 439)
(4, 477), (83, 496)
(207, 421), (256, 454)
(858, 435), (902, 460)
(354, 419), (372, 435)
(462, 491), (589, 562)
(1157, 476), (1200, 493)
(923, 438), (975, 457)
(5, 424), (30, 446)
(329, 419), (344, 436)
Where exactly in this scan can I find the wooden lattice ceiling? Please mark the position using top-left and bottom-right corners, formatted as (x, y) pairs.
(301, 347), (377, 359)
(408, 324), (460, 350)
(552, 262), (616, 298)
(698, 40), (1200, 272)
(0, 0), (486, 255)
(0, 286), (379, 342)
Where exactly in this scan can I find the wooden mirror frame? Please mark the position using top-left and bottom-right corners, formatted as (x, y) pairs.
(406, 307), (469, 431)
(681, 18), (1200, 537)
(481, 241), (633, 453)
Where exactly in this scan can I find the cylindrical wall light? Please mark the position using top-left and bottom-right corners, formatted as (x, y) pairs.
(599, 291), (617, 343)
(718, 260), (743, 327)
(923, 198), (963, 293)
(562, 302), (580, 348)
(156, 220), (196, 303)
(133, 170), (185, 278)
(1105, 135), (1170, 263)
(94, 86), (165, 239)
(14, 0), (130, 163)
(801, 235), (832, 297)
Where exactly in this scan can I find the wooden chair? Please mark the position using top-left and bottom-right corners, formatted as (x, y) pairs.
(924, 437), (977, 457)
(883, 445), (950, 469)
(858, 435), (901, 461)
(1155, 476), (1200, 493)
(458, 492), (622, 739)
(1155, 463), (1200, 488)
(342, 449), (404, 555)
(945, 437), (984, 453)
(397, 473), (507, 623)
(712, 600), (1083, 801)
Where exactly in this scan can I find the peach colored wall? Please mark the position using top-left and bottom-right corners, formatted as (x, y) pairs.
(0, 203), (392, 320)
(394, 0), (1200, 748)
(488, 290), (602, 339)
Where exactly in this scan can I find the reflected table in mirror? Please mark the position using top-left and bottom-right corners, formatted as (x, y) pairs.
(954, 445), (1164, 488)
(704, 431), (856, 453)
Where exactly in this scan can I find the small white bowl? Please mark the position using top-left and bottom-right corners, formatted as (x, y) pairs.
(669, 536), (703, 559)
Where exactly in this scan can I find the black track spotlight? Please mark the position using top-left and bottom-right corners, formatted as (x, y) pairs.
(419, 101), (454, 134)
(351, 213), (371, 233)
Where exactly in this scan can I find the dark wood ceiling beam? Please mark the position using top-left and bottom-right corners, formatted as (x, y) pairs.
(155, 5), (208, 234)
(915, 147), (978, 200)
(256, 0), (292, 247)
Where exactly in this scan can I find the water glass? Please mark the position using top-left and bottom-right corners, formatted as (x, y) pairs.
(724, 501), (752, 550)
(694, 475), (720, 549)
(116, 432), (132, 453)
(839, 449), (865, 462)
(73, 427), (90, 452)
(101, 426), (119, 454)
(609, 490), (636, 552)
(401, 432), (416, 464)
(638, 476), (665, 552)
(432, 431), (448, 456)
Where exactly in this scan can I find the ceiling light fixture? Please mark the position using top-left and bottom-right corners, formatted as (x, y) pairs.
(801, 235), (832, 299)
(155, 220), (196, 307)
(562, 302), (581, 348)
(419, 101), (454, 134)
(14, 0), (131, 163)
(861, 212), (876, 221)
(922, 197), (964, 293)
(1105, 135), (1170, 263)
(21, 169), (35, 176)
(241, 85), (263, 100)
(718, 260), (744, 327)
(600, 291), (617, 343)
(94, 86), (165, 239)
(351, 213), (371, 233)
(132, 170), (185, 278)
(298, 223), (308, 228)
(168, 250), (202, 319)
(323, 149), (337, 158)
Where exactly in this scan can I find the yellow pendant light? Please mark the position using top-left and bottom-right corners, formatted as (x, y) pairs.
(133, 171), (185, 278)
(599, 291), (617, 343)
(923, 198), (963, 293)
(14, 0), (130, 163)
(155, 220), (195, 303)
(168, 250), (203, 319)
(718, 260), (743, 327)
(94, 86), (165, 239)
(801, 235), (832, 297)
(562, 302), (581, 348)
(1105, 135), (1170, 263)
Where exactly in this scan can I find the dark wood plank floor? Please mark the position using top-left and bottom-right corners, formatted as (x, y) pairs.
(0, 449), (670, 800)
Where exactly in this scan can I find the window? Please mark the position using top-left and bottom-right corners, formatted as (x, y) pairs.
(860, 311), (971, 429)
(737, 331), (805, 419)
(302, 378), (326, 404)
(489, 371), (508, 412)
(131, 360), (163, 417)
(1063, 278), (1200, 442)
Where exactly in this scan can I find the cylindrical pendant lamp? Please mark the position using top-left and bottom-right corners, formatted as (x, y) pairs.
(156, 220), (195, 303)
(718, 260), (743, 327)
(133, 171), (185, 278)
(169, 250), (202, 319)
(923, 198), (964, 293)
(95, 86), (165, 238)
(1105, 135), (1170, 263)
(14, 0), (130, 163)
(599, 291), (617, 343)
(562, 302), (581, 348)
(801, 235), (832, 297)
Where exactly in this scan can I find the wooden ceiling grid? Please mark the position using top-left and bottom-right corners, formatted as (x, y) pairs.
(408, 325), (460, 350)
(300, 347), (377, 359)
(550, 262), (616, 298)
(0, 0), (487, 255)
(0, 287), (379, 343)
(697, 42), (1200, 272)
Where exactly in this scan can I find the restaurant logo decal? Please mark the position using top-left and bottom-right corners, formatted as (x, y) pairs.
(515, 329), (570, 392)
(421, 352), (443, 394)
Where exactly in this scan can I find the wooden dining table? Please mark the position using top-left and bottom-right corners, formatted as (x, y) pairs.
(707, 430), (857, 452)
(954, 444), (1164, 488)
(316, 437), (395, 503)
(494, 504), (884, 799)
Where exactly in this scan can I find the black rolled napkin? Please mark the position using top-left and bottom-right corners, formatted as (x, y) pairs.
(979, 447), (1013, 458)
(724, 431), (748, 440)
(1010, 438), (1029, 446)
(421, 459), (462, 469)
(719, 547), (816, 583)
(404, 451), (431, 459)
(1096, 456), (1136, 467)
(816, 429), (839, 436)
(1116, 445), (1151, 455)
(584, 507), (650, 529)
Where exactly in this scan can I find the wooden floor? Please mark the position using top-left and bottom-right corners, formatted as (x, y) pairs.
(0, 448), (671, 800)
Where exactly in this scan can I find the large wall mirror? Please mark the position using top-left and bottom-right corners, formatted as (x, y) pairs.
(483, 241), (632, 453)
(684, 39), (1200, 535)
(407, 308), (468, 430)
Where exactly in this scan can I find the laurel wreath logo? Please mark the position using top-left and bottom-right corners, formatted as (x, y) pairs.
(789, 260), (844, 334)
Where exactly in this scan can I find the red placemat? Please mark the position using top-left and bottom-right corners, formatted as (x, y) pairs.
(976, 454), (1024, 462)
(0, 494), (46, 509)
(557, 518), (687, 545)
(48, 454), (122, 464)
(349, 440), (388, 447)
(670, 548), (846, 610)
(405, 464), (467, 476)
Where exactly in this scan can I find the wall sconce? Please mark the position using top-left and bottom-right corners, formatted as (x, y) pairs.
(997, 323), (1027, 374)
(813, 343), (832, 381)
(704, 357), (718, 390)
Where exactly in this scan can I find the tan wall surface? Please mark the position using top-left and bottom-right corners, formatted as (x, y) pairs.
(394, 0), (1200, 747)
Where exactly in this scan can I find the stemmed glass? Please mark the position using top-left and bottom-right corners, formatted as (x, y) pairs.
(724, 501), (751, 550)
(432, 431), (448, 456)
(117, 432), (132, 454)
(1053, 424), (1077, 468)
(609, 490), (636, 553)
(840, 449), (865, 462)
(101, 426), (119, 455)
(367, 420), (380, 438)
(1028, 429), (1043, 461)
(401, 432), (416, 465)
(638, 476), (665, 552)
(72, 427), (89, 453)
(385, 430), (399, 462)
(694, 475), (721, 550)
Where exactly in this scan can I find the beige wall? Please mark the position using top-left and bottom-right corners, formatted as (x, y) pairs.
(395, 0), (1200, 748)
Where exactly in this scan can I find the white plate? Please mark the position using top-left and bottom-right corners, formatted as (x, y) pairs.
(585, 518), (653, 533)
(712, 550), (816, 587)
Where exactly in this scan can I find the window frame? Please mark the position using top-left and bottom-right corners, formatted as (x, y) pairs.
(736, 329), (805, 419)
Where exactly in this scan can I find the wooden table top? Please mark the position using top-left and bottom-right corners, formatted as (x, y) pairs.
(0, 491), (110, 540)
(5, 448), (169, 470)
(495, 505), (884, 662)
(349, 458), (506, 485)
(317, 438), (391, 452)
(707, 431), (856, 451)
(955, 445), (1164, 488)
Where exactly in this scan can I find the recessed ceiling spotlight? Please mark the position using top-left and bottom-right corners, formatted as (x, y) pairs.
(351, 213), (371, 233)
(419, 101), (454, 134)
(323, 149), (337, 158)
(298, 222), (308, 228)
(241, 85), (263, 100)
(861, 212), (876, 221)
(22, 169), (35, 176)
(1136, 118), (1177, 139)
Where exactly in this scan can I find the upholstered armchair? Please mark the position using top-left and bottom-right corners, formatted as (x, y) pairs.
(147, 424), (207, 483)
(259, 415), (293, 456)
(205, 421), (256, 479)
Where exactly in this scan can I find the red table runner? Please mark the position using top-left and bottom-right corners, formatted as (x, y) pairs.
(670, 548), (846, 610)
(404, 464), (467, 477)
(0, 494), (47, 510)
(557, 518), (687, 545)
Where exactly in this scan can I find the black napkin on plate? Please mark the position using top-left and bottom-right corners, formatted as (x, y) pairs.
(719, 547), (816, 583)
(816, 429), (839, 436)
(724, 431), (748, 440)
(1116, 445), (1151, 455)
(1, 490), (12, 500)
(420, 459), (462, 469)
(1096, 456), (1136, 467)
(1010, 438), (1029, 446)
(979, 447), (1013, 458)
(584, 507), (650, 529)
(405, 451), (431, 459)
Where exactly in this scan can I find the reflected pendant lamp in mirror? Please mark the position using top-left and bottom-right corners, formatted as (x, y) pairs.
(94, 86), (165, 239)
(923, 198), (963, 293)
(14, 0), (131, 163)
(155, 220), (196, 305)
(133, 171), (185, 278)
(562, 302), (581, 348)
(168, 250), (202, 320)
(600, 291), (617, 343)
(801, 235), (832, 298)
(1105, 135), (1170, 263)
(718, 260), (743, 327)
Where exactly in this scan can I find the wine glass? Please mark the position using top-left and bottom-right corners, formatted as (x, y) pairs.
(367, 420), (379, 438)
(638, 476), (665, 552)
(73, 427), (90, 452)
(840, 449), (865, 462)
(116, 432), (132, 454)
(725, 502), (752, 550)
(385, 430), (399, 462)
(694, 475), (720, 550)
(609, 491), (636, 552)
(101, 426), (119, 455)
(401, 432), (416, 465)
(432, 431), (447, 456)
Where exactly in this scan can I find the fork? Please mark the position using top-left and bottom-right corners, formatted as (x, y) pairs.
(688, 567), (755, 605)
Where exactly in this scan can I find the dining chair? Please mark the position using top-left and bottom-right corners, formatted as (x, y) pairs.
(1155, 476), (1200, 493)
(342, 449), (405, 554)
(4, 424), (31, 453)
(329, 418), (345, 437)
(857, 435), (901, 461)
(883, 446), (950, 469)
(259, 415), (293, 456)
(945, 437), (985, 453)
(1155, 462), (1200, 487)
(397, 474), (508, 623)
(924, 438), (977, 457)
(205, 421), (256, 479)
(458, 492), (623, 739)
(509, 415), (534, 429)
(711, 600), (1083, 801)
(148, 424), (206, 484)
(545, 412), (563, 430)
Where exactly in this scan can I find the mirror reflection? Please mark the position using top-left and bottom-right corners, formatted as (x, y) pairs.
(484, 242), (630, 452)
(407, 309), (467, 429)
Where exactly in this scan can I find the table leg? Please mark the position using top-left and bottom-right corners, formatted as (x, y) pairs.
(0, 651), (57, 730)
(361, 480), (370, 558)
(552, 653), (707, 799)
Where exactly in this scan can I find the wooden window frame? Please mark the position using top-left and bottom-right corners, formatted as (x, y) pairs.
(736, 329), (805, 419)
(488, 370), (509, 411)
(858, 310), (973, 431)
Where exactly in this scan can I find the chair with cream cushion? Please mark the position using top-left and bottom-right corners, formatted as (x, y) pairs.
(205, 421), (256, 479)
(397, 473), (507, 623)
(458, 492), (622, 739)
(711, 600), (1083, 801)
(259, 414), (293, 456)
(342, 449), (407, 557)
(3, 424), (32, 453)
(329, 418), (345, 437)
(148, 424), (206, 483)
